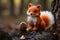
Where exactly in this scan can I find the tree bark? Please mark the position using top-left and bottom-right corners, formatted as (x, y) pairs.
(0, 0), (2, 16)
(19, 0), (24, 15)
(10, 0), (14, 16)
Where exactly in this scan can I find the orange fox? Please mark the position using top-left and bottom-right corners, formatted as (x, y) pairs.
(27, 3), (54, 31)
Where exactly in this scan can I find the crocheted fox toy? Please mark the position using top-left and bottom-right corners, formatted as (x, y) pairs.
(27, 3), (54, 31)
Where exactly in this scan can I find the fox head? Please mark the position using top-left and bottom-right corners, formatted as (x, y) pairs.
(27, 3), (41, 16)
(27, 3), (41, 25)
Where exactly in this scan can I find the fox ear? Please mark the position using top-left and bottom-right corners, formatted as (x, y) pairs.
(28, 3), (32, 8)
(37, 5), (41, 9)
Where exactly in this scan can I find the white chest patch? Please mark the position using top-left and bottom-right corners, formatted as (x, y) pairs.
(27, 16), (37, 25)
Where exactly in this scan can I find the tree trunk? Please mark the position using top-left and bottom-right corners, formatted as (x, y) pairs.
(19, 0), (24, 15)
(0, 0), (2, 16)
(10, 0), (14, 16)
(57, 0), (60, 30)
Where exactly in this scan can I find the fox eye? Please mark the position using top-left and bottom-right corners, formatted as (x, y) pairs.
(34, 10), (37, 13)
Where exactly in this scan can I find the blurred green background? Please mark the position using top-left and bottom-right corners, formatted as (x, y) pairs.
(0, 0), (53, 31)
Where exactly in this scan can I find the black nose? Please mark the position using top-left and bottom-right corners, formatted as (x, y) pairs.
(31, 14), (32, 15)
